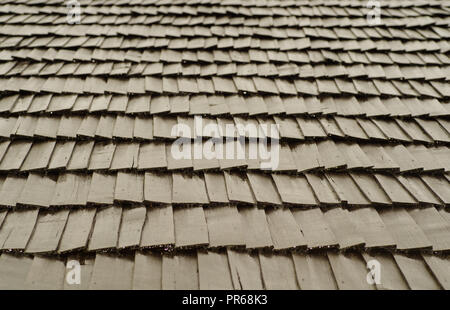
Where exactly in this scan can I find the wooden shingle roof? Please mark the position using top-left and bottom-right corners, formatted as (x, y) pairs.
(0, 0), (449, 290)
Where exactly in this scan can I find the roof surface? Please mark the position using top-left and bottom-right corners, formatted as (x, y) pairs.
(0, 0), (450, 290)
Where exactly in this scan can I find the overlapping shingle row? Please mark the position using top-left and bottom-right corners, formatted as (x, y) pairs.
(1, 250), (449, 290)
(1, 95), (449, 117)
(1, 204), (450, 253)
(1, 171), (449, 207)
